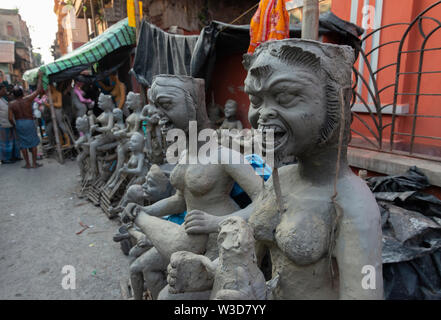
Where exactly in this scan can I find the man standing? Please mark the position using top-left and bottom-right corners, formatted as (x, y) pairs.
(0, 83), (21, 164)
(8, 72), (43, 169)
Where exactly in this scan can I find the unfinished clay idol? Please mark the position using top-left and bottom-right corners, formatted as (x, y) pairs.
(242, 39), (383, 299)
(121, 75), (262, 299)
(88, 93), (117, 180)
(219, 99), (243, 130)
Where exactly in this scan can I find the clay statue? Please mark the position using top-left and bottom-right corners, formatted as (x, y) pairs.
(110, 132), (148, 187)
(219, 99), (243, 130)
(72, 81), (94, 118)
(141, 104), (164, 164)
(74, 115), (92, 179)
(127, 164), (175, 300)
(166, 39), (384, 300)
(89, 93), (117, 180)
(122, 74), (262, 300)
(165, 216), (268, 300)
(107, 92), (144, 188)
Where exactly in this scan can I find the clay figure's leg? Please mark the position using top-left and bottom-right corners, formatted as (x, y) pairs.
(109, 141), (128, 188)
(130, 247), (168, 300)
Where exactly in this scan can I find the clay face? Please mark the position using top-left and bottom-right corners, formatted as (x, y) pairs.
(126, 92), (141, 111)
(224, 100), (237, 118)
(129, 133), (144, 152)
(112, 108), (123, 122)
(217, 217), (253, 261)
(98, 93), (113, 111)
(142, 165), (170, 203)
(244, 53), (326, 159)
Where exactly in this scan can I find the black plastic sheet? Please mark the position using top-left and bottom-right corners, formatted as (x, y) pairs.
(367, 166), (441, 299)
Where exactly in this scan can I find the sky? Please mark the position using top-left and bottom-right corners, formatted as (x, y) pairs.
(0, 0), (58, 64)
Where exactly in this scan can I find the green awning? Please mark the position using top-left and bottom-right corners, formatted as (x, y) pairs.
(24, 18), (135, 88)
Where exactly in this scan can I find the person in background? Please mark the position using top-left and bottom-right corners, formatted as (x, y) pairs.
(8, 72), (43, 169)
(0, 83), (21, 164)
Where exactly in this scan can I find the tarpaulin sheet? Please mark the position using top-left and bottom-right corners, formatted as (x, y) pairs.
(132, 11), (363, 88)
(367, 166), (441, 299)
(23, 18), (136, 88)
(131, 21), (199, 87)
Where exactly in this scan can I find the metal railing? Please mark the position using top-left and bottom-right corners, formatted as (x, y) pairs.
(350, 0), (441, 161)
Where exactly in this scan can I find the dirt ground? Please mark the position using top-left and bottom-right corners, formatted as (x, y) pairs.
(0, 157), (130, 299)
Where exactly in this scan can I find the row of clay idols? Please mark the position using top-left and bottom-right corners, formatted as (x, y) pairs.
(74, 88), (245, 191)
(89, 39), (384, 300)
(73, 91), (167, 188)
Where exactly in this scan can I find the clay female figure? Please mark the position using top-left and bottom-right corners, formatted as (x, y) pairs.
(169, 39), (384, 300)
(219, 99), (243, 130)
(122, 75), (262, 299)
(89, 93), (116, 180)
(74, 115), (92, 179)
(141, 104), (164, 164)
(72, 81), (94, 118)
(111, 132), (147, 186)
(107, 93), (145, 188)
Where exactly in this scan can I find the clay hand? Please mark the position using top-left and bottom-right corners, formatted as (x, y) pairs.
(120, 203), (140, 223)
(184, 210), (222, 234)
(167, 251), (215, 294)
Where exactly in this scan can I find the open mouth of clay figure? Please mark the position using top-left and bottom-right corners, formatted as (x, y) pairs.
(258, 123), (289, 153)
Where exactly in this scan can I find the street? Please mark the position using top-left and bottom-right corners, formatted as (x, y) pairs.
(0, 158), (129, 299)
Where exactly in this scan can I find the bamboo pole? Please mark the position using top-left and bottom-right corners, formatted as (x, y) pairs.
(89, 0), (97, 36)
(301, 0), (319, 40)
(133, 1), (147, 105)
(47, 87), (64, 164)
(99, 0), (108, 30)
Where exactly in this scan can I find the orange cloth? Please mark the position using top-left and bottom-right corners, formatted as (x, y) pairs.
(248, 0), (290, 54)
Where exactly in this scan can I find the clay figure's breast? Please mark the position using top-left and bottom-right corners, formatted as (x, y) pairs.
(126, 114), (137, 129)
(128, 156), (138, 168)
(274, 200), (332, 266)
(185, 164), (218, 196)
(97, 112), (108, 125)
(170, 164), (218, 196)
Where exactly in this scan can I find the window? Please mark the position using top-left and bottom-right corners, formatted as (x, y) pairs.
(6, 22), (14, 36)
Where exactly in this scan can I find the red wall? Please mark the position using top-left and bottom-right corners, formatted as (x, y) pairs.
(333, 0), (441, 155)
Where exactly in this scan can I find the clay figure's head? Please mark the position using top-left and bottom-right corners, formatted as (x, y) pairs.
(217, 216), (256, 263)
(148, 75), (210, 132)
(126, 91), (142, 111)
(112, 108), (124, 122)
(128, 132), (144, 153)
(243, 39), (354, 161)
(126, 184), (145, 204)
(224, 99), (238, 118)
(142, 164), (173, 202)
(75, 115), (89, 133)
(98, 93), (114, 111)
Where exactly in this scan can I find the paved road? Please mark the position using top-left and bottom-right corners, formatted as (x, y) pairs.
(0, 157), (129, 299)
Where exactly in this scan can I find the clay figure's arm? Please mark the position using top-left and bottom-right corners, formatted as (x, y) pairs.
(74, 135), (87, 148)
(184, 204), (254, 235)
(137, 190), (186, 218)
(334, 180), (384, 300)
